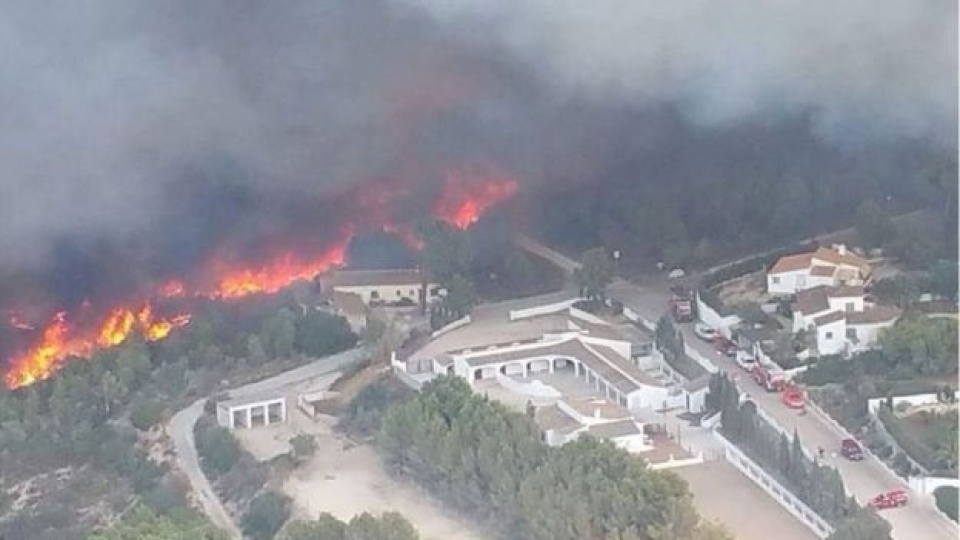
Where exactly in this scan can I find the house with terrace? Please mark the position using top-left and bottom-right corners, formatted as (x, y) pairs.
(792, 285), (900, 356)
(392, 298), (709, 414)
(767, 245), (871, 296)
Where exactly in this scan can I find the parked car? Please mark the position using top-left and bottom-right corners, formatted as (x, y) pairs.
(735, 349), (757, 371)
(713, 336), (738, 357)
(693, 322), (718, 342)
(841, 438), (864, 461)
(868, 489), (908, 510)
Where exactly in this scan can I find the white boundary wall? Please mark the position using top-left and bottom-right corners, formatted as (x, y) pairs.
(713, 430), (834, 539)
(867, 391), (959, 414)
(430, 315), (472, 338)
(509, 299), (579, 321)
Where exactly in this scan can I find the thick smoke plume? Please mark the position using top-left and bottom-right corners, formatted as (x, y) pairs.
(397, 0), (957, 144)
(0, 0), (955, 307)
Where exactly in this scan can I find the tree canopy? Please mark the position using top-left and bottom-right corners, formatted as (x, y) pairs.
(377, 376), (729, 540)
(281, 511), (419, 540)
(575, 247), (615, 302)
(90, 505), (226, 540)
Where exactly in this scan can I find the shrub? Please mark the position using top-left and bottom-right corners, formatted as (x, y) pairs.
(242, 492), (291, 540)
(877, 406), (940, 472)
(130, 399), (165, 431)
(934, 486), (958, 522)
(194, 420), (240, 477)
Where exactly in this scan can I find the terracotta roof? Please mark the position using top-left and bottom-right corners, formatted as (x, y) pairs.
(813, 311), (846, 326)
(810, 246), (870, 273)
(847, 305), (901, 325)
(769, 246), (870, 276)
(825, 285), (865, 298)
(810, 265), (837, 277)
(535, 405), (583, 434)
(769, 252), (815, 274)
(329, 269), (424, 288)
(587, 419), (643, 439)
(795, 286), (830, 315)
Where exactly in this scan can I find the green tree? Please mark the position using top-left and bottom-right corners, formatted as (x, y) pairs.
(281, 514), (347, 540)
(440, 273), (477, 320)
(503, 250), (536, 294)
(130, 398), (165, 431)
(826, 508), (891, 540)
(195, 423), (240, 476)
(575, 248), (615, 302)
(242, 492), (291, 540)
(247, 334), (269, 366)
(262, 312), (297, 358)
(294, 311), (357, 358)
(934, 486), (958, 522)
(289, 434), (317, 463)
(419, 220), (473, 285)
(854, 199), (896, 248)
(929, 260), (959, 301)
(90, 505), (226, 540)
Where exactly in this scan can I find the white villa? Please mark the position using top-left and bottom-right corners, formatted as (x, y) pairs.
(392, 299), (709, 415)
(792, 285), (900, 356)
(535, 397), (651, 453)
(320, 269), (442, 306)
(767, 245), (871, 296)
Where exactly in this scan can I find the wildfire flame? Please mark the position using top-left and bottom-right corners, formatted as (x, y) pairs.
(3, 169), (518, 388)
(435, 166), (518, 229)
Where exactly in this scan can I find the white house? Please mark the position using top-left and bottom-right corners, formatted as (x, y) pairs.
(535, 397), (651, 453)
(767, 245), (871, 296)
(393, 303), (705, 414)
(792, 285), (900, 357)
(321, 269), (442, 306)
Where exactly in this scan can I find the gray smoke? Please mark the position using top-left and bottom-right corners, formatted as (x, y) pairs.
(0, 0), (954, 290)
(395, 0), (957, 144)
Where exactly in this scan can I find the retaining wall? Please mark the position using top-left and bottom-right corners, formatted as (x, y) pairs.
(713, 430), (834, 539)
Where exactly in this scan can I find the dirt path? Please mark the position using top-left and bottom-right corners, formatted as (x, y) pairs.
(283, 416), (487, 540)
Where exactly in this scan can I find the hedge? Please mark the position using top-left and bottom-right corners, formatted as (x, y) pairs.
(876, 405), (938, 473)
(934, 486), (958, 522)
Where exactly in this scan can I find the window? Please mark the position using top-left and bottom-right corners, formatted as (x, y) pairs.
(370, 291), (380, 300)
(845, 302), (854, 312)
(771, 276), (781, 285)
(396, 289), (402, 297)
(825, 331), (833, 340)
(846, 328), (857, 340)
(409, 289), (416, 296)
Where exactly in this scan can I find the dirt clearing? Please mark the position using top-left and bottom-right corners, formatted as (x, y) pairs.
(674, 461), (816, 540)
(282, 415), (486, 540)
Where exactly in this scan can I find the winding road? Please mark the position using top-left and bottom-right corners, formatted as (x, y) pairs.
(169, 347), (369, 539)
(517, 235), (957, 540)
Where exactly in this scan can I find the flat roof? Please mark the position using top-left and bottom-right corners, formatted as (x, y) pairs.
(587, 419), (642, 439)
(535, 404), (583, 434)
(327, 269), (424, 288)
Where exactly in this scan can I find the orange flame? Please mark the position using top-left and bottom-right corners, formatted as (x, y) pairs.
(3, 170), (518, 388)
(434, 166), (518, 229)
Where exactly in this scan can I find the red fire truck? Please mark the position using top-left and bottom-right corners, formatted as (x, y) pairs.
(752, 365), (786, 392)
(868, 489), (908, 510)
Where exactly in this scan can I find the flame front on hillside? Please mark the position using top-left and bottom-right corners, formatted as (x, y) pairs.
(3, 168), (519, 388)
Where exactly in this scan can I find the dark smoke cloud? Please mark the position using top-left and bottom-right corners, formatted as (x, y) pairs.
(0, 0), (954, 307)
(0, 1), (535, 282)
(395, 0), (957, 144)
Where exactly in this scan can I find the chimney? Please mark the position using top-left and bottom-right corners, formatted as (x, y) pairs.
(834, 244), (846, 256)
(594, 408), (601, 419)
